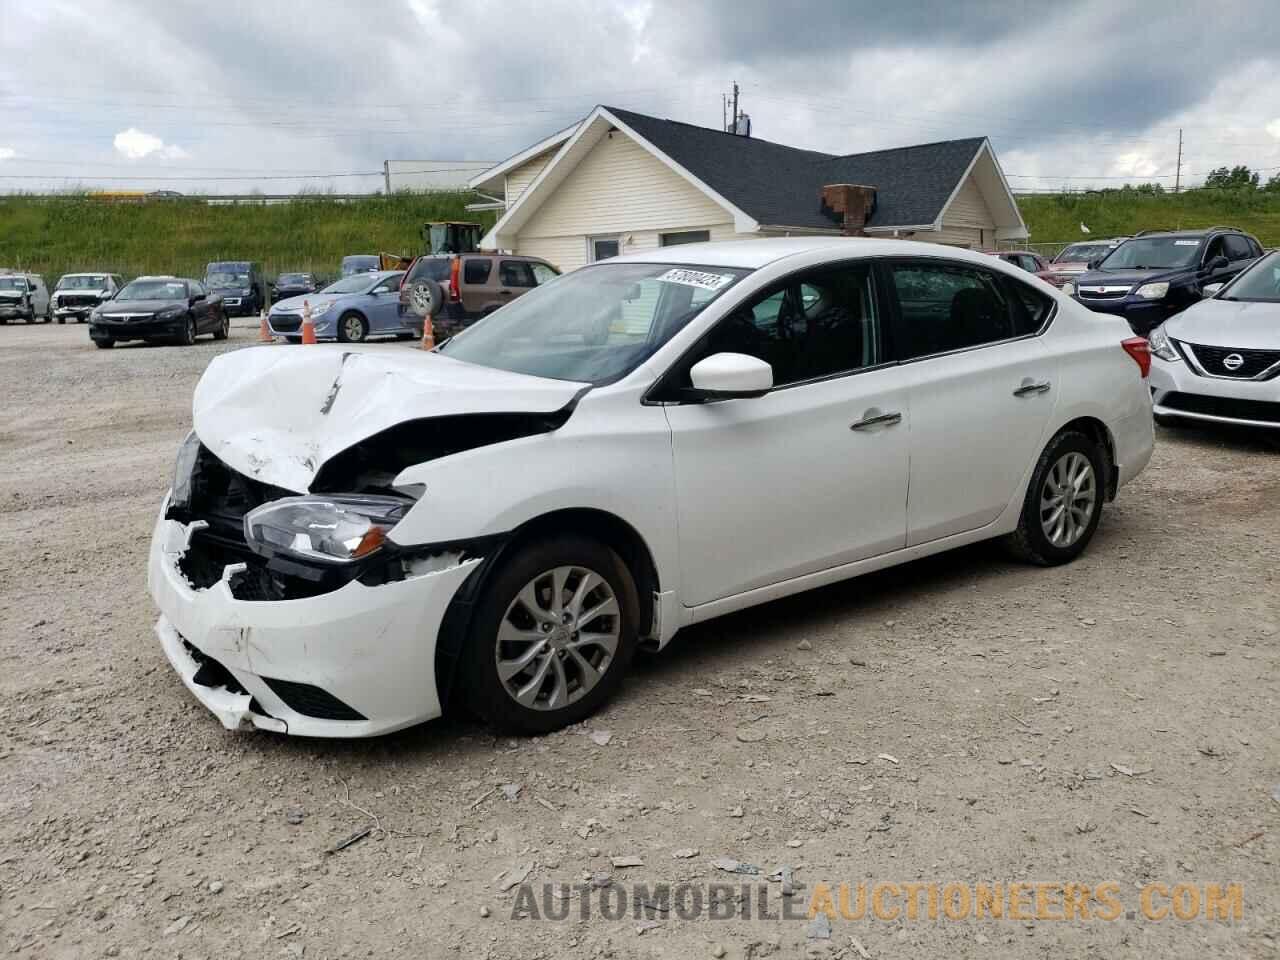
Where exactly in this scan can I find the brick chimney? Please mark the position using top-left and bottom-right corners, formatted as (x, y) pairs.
(820, 184), (877, 236)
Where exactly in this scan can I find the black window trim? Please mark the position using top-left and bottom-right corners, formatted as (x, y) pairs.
(876, 256), (1058, 367)
(643, 254), (1057, 405)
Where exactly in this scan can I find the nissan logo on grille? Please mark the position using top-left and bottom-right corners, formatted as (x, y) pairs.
(1222, 353), (1245, 371)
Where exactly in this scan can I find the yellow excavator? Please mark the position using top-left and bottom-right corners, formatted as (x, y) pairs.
(379, 221), (483, 272)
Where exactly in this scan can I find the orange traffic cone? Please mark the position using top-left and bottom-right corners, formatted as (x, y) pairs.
(301, 300), (317, 345)
(420, 315), (435, 351)
(258, 310), (273, 343)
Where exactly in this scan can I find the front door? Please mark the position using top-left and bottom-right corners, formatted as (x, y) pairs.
(662, 260), (910, 606)
(367, 274), (403, 332)
(882, 258), (1059, 545)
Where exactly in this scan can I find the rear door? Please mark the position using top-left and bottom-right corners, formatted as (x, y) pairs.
(460, 256), (493, 316)
(498, 259), (537, 305)
(882, 258), (1059, 546)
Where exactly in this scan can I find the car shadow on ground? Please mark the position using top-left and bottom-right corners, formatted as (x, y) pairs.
(1156, 420), (1280, 454)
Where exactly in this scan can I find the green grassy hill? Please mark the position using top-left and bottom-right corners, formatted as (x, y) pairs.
(0, 192), (493, 283)
(1018, 188), (1280, 249)
(3, 187), (1278, 284)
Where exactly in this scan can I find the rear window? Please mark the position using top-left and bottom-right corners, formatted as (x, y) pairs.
(463, 258), (493, 285)
(408, 258), (452, 284)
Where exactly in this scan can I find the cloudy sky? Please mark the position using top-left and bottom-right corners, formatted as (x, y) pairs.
(2, 0), (1279, 194)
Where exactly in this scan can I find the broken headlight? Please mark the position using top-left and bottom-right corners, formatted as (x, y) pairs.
(169, 431), (202, 511)
(243, 495), (412, 566)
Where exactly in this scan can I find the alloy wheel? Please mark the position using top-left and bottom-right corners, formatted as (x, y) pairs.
(495, 565), (620, 712)
(342, 314), (366, 341)
(1039, 452), (1096, 548)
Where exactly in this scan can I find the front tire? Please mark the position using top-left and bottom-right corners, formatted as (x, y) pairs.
(337, 311), (368, 343)
(177, 315), (197, 346)
(1005, 431), (1105, 566)
(212, 312), (229, 341)
(93, 337), (115, 349)
(462, 536), (640, 735)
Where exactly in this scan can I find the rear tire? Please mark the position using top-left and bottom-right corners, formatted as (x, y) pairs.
(1005, 430), (1105, 566)
(461, 535), (639, 735)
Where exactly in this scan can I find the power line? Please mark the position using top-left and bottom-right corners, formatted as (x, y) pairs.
(0, 166), (480, 183)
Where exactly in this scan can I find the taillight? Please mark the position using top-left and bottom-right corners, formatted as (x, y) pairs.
(1121, 336), (1151, 378)
(448, 256), (461, 302)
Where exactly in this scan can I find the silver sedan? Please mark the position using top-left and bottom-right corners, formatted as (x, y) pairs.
(1149, 251), (1280, 430)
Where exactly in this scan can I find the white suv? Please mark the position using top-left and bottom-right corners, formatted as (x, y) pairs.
(150, 238), (1154, 738)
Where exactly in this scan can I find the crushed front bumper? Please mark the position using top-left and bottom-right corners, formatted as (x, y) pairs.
(148, 501), (481, 737)
(1150, 357), (1280, 429)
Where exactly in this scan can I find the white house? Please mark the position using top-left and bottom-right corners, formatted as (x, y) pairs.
(468, 105), (1028, 272)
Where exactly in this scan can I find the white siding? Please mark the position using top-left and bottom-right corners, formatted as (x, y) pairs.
(930, 225), (983, 248)
(504, 152), (556, 207)
(510, 133), (740, 271)
(932, 171), (995, 248)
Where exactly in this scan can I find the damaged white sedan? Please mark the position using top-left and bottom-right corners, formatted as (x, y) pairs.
(149, 238), (1154, 737)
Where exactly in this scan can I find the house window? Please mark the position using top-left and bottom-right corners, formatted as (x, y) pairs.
(660, 230), (711, 247)
(589, 236), (620, 262)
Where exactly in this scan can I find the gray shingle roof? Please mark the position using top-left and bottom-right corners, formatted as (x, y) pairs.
(604, 106), (985, 231)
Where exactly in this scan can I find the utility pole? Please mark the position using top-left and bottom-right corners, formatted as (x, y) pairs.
(731, 81), (739, 135)
(1174, 129), (1183, 194)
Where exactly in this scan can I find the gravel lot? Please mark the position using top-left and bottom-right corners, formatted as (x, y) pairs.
(2, 319), (1277, 960)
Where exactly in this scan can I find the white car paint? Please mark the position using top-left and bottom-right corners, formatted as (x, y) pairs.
(151, 237), (1154, 737)
(1149, 292), (1280, 429)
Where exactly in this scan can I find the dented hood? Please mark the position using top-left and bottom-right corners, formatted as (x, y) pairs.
(193, 345), (587, 492)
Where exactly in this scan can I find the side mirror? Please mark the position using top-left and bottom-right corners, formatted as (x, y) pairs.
(688, 352), (773, 400)
(1202, 282), (1224, 296)
(191, 293), (206, 303)
(1207, 255), (1229, 271)
(1086, 258), (1102, 271)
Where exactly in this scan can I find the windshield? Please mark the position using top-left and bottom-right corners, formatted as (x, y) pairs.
(57, 275), (108, 290)
(278, 273), (311, 284)
(320, 275), (374, 295)
(1219, 252), (1280, 302)
(206, 264), (250, 286)
(341, 256), (379, 276)
(439, 261), (751, 385)
(1054, 243), (1114, 264)
(117, 280), (187, 301)
(1100, 237), (1201, 271)
(0, 277), (29, 291)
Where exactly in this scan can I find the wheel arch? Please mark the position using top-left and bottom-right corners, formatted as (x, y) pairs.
(433, 507), (661, 713)
(1053, 415), (1118, 500)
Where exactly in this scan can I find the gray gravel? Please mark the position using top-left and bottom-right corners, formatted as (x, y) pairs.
(1, 319), (1277, 959)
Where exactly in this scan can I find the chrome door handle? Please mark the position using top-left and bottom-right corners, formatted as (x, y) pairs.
(850, 411), (902, 430)
(1013, 381), (1051, 397)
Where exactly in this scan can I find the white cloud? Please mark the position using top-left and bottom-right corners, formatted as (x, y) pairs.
(112, 128), (189, 161)
(1111, 152), (1160, 178)
(0, 147), (15, 161)
(1267, 118), (1280, 140)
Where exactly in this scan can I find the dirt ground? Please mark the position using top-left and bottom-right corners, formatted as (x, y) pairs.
(1, 319), (1277, 960)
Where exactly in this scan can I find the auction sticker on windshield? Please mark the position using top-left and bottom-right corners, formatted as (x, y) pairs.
(1174, 240), (1200, 246)
(658, 268), (736, 291)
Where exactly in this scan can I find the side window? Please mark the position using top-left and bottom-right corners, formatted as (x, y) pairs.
(463, 258), (492, 285)
(1223, 235), (1253, 261)
(1203, 236), (1226, 263)
(372, 275), (399, 294)
(660, 230), (712, 247)
(697, 262), (881, 387)
(499, 260), (536, 287)
(530, 262), (559, 286)
(887, 261), (1016, 359)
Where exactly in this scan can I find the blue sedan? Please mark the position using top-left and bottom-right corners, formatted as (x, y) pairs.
(267, 271), (410, 342)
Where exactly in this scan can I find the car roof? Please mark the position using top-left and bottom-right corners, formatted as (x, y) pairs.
(604, 236), (1012, 271)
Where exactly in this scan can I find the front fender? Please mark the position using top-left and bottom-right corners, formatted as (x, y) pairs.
(388, 393), (678, 586)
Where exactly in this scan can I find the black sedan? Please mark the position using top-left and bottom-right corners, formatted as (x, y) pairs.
(271, 272), (318, 303)
(89, 277), (228, 349)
